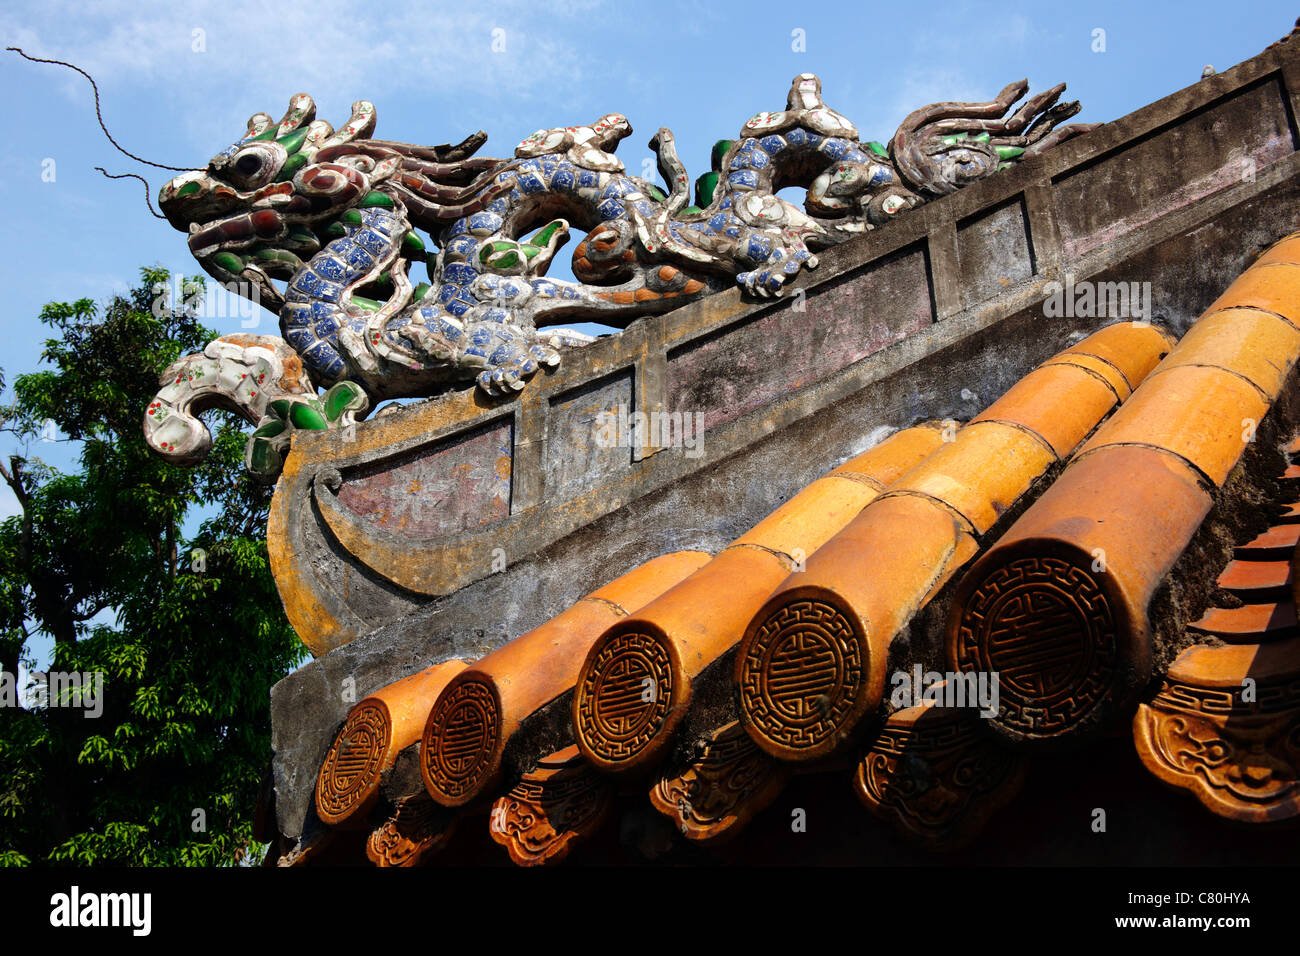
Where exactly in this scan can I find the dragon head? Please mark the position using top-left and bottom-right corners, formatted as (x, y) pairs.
(159, 95), (394, 313)
(159, 96), (500, 315)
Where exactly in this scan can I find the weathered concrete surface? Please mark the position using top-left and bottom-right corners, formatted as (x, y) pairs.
(270, 37), (1300, 843)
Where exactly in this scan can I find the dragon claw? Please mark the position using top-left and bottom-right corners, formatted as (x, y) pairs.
(738, 268), (791, 297)
(529, 344), (561, 367)
(467, 334), (569, 395)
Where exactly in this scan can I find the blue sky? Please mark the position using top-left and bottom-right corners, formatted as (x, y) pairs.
(0, 0), (1297, 667)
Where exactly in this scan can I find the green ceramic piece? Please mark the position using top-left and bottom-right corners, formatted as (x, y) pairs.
(275, 153), (309, 183)
(488, 249), (521, 270)
(251, 419), (286, 440)
(248, 438), (278, 476)
(212, 251), (245, 275)
(324, 382), (365, 421)
(696, 171), (720, 208)
(711, 140), (734, 171)
(276, 127), (310, 154)
(529, 219), (566, 248)
(289, 403), (328, 431)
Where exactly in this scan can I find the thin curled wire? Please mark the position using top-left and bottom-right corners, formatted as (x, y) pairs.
(8, 47), (203, 220)
(94, 168), (167, 219)
(7, 46), (201, 171)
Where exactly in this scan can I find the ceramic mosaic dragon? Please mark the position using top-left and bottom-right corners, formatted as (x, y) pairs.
(144, 73), (1095, 478)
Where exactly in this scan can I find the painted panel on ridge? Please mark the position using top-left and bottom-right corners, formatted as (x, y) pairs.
(335, 419), (513, 535)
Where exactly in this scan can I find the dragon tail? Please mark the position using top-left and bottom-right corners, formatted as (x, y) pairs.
(143, 334), (318, 466)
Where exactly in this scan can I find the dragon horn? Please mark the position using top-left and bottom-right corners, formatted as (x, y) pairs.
(320, 101), (377, 150)
(275, 93), (316, 138)
(244, 112), (273, 140)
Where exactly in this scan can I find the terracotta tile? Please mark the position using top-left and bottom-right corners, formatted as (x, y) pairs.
(316, 658), (467, 826)
(1038, 352), (1132, 401)
(826, 422), (948, 485)
(1187, 602), (1298, 642)
(1165, 637), (1300, 683)
(1078, 364), (1270, 487)
(1204, 262), (1300, 329)
(975, 324), (1172, 457)
(487, 746), (614, 866)
(1217, 559), (1293, 601)
(1272, 501), (1300, 523)
(366, 793), (457, 867)
(1133, 638), (1300, 822)
(736, 423), (947, 552)
(572, 425), (946, 774)
(732, 327), (1149, 764)
(1248, 234), (1300, 267)
(574, 545), (791, 773)
(972, 365), (1117, 459)
(886, 422), (1056, 533)
(736, 494), (970, 762)
(316, 708), (387, 822)
(1234, 522), (1300, 559)
(648, 721), (789, 844)
(734, 473), (896, 555)
(1293, 522), (1300, 612)
(946, 444), (1212, 746)
(1038, 321), (1175, 395)
(420, 550), (709, 806)
(1150, 307), (1300, 398)
(852, 692), (1025, 851)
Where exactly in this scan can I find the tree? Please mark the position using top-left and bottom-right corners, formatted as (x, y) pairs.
(0, 266), (305, 865)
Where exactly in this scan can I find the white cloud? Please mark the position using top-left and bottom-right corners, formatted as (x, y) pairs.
(2, 0), (604, 152)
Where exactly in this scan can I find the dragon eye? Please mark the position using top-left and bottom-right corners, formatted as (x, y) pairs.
(235, 154), (262, 176)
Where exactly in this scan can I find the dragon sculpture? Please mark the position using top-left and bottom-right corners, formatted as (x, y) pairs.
(143, 73), (1095, 479)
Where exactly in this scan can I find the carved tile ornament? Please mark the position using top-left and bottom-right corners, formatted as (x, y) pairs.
(648, 721), (790, 843)
(487, 746), (614, 866)
(365, 793), (457, 867)
(148, 74), (1092, 478)
(1134, 640), (1300, 823)
(853, 698), (1026, 851)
